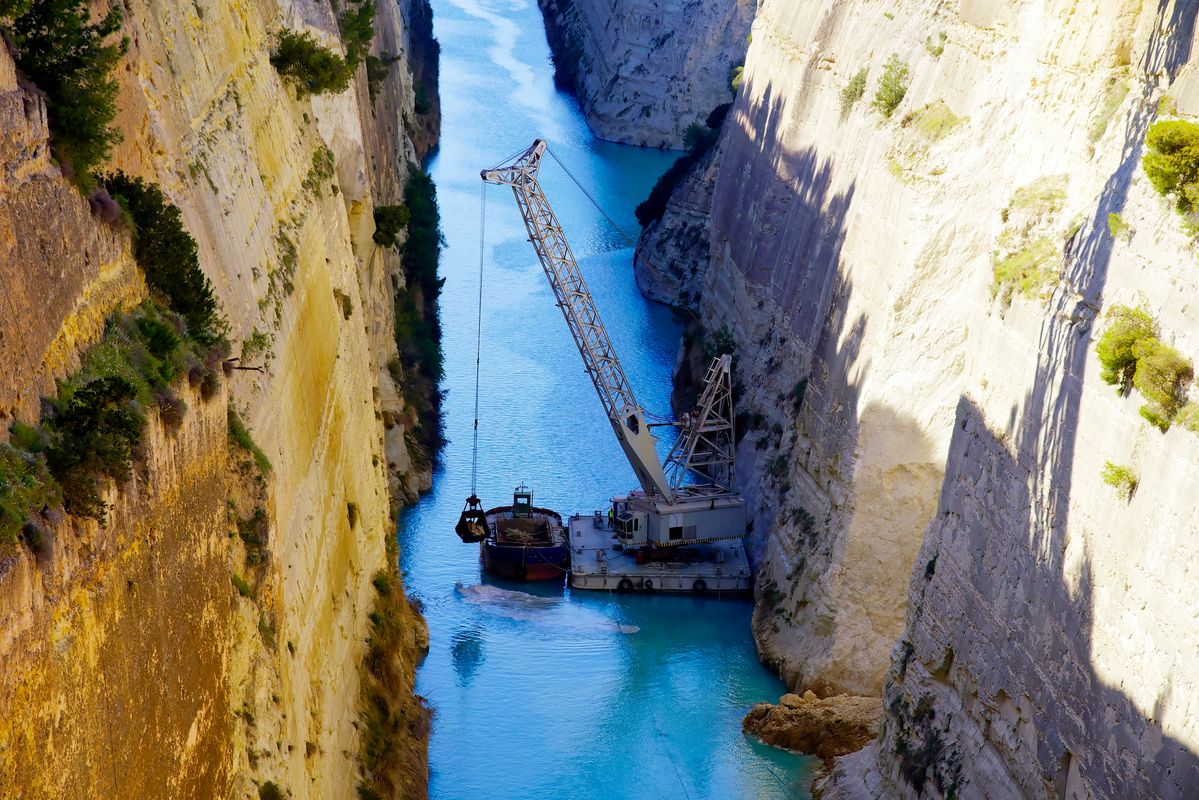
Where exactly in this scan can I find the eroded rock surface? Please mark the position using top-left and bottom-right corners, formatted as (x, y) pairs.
(538, 0), (752, 147)
(743, 694), (881, 767)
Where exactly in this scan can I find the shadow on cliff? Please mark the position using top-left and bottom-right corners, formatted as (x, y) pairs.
(701, 77), (944, 696)
(883, 8), (1199, 796)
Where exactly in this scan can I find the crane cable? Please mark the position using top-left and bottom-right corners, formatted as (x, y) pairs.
(472, 181), (486, 495)
(544, 144), (699, 322)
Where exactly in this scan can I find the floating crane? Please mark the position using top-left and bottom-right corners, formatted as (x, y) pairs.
(481, 141), (748, 589)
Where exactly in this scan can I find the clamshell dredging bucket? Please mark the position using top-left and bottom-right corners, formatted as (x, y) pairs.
(455, 495), (488, 543)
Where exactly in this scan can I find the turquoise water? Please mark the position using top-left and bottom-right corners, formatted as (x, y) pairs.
(398, 0), (816, 796)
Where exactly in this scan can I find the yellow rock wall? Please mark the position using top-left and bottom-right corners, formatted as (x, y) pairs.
(0, 0), (436, 792)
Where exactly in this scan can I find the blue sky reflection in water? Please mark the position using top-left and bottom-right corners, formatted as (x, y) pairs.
(399, 0), (816, 796)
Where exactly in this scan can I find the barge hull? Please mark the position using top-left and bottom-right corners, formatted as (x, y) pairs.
(567, 514), (751, 594)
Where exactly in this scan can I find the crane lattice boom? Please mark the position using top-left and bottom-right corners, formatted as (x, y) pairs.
(481, 140), (676, 502)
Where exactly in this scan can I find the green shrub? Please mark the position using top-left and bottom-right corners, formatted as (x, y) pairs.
(8, 0), (127, 188)
(0, 445), (60, 545)
(270, 30), (353, 95)
(338, 0), (375, 70)
(388, 170), (446, 459)
(101, 173), (225, 345)
(373, 204), (410, 247)
(241, 329), (271, 364)
(228, 407), (272, 473)
(44, 375), (145, 520)
(905, 100), (964, 141)
(0, 0), (32, 18)
(1009, 175), (1068, 215)
(1132, 337), (1193, 427)
(3, 298), (215, 526)
(872, 55), (910, 119)
(1101, 461), (1138, 501)
(1175, 402), (1199, 433)
(705, 324), (736, 359)
(1107, 212), (1132, 241)
(839, 68), (868, 119)
(992, 236), (1059, 305)
(301, 146), (336, 196)
(258, 782), (285, 800)
(1096, 304), (1156, 389)
(366, 54), (395, 101)
(238, 507), (269, 566)
(1143, 119), (1199, 215)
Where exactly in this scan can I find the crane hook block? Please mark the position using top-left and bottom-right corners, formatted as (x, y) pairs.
(455, 494), (489, 543)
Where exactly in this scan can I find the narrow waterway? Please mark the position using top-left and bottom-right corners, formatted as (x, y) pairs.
(398, 0), (816, 797)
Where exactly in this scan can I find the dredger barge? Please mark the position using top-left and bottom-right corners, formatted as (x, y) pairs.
(456, 139), (750, 593)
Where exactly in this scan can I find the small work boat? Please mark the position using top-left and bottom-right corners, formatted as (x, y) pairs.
(481, 485), (569, 581)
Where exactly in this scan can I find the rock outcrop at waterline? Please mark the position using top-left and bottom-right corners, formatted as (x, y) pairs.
(537, 0), (753, 148)
(623, 0), (1199, 797)
(743, 693), (881, 768)
(0, 0), (438, 793)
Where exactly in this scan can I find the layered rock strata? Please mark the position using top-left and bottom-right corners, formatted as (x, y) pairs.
(0, 0), (440, 792)
(633, 0), (1199, 796)
(537, 0), (753, 147)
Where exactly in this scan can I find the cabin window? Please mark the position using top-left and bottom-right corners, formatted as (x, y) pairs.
(669, 526), (682, 540)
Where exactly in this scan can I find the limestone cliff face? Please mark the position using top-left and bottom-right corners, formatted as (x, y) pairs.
(633, 0), (1199, 796)
(538, 0), (753, 147)
(0, 0), (438, 793)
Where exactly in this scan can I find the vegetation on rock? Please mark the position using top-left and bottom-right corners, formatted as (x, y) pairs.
(1096, 305), (1156, 390)
(338, 0), (376, 71)
(102, 173), (226, 345)
(1095, 305), (1193, 431)
(355, 532), (430, 800)
(0, 445), (60, 546)
(872, 55), (910, 119)
(1143, 120), (1199, 222)
(1107, 212), (1132, 241)
(271, 30), (353, 95)
(839, 68), (868, 120)
(373, 204), (411, 247)
(228, 407), (271, 474)
(1132, 337), (1193, 430)
(1101, 462), (1138, 501)
(5, 0), (127, 187)
(992, 237), (1059, 304)
(392, 170), (446, 458)
(904, 100), (964, 142)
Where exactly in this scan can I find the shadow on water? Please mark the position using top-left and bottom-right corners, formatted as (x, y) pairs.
(886, 4), (1199, 796)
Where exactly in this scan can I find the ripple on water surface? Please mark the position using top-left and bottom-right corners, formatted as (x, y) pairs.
(403, 0), (817, 797)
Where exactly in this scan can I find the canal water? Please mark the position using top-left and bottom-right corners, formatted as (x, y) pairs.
(397, 0), (816, 797)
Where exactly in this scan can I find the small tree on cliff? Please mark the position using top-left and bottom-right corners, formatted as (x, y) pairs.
(7, 0), (127, 187)
(270, 30), (353, 95)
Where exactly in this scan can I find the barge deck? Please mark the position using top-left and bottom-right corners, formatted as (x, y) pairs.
(567, 511), (751, 593)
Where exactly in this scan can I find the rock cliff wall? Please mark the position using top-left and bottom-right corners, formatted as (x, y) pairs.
(632, 0), (1199, 796)
(537, 0), (753, 147)
(0, 0), (438, 793)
